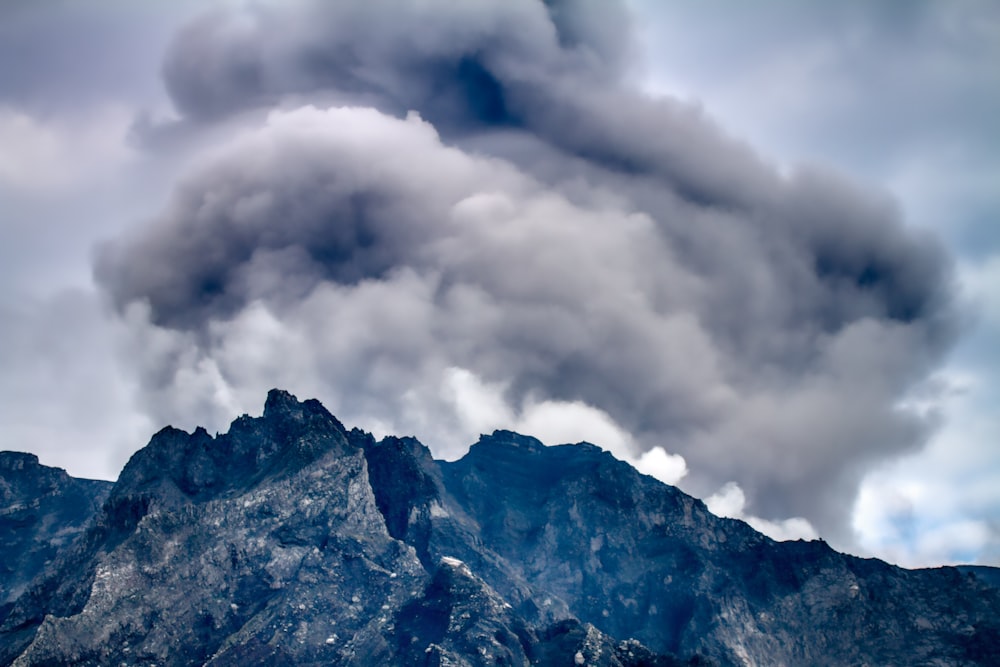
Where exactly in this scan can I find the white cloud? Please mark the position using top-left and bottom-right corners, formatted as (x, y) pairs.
(853, 368), (1000, 567)
(705, 481), (746, 519)
(706, 481), (819, 542)
(517, 400), (634, 458)
(442, 366), (686, 484)
(960, 255), (1000, 331)
(444, 367), (514, 436)
(747, 516), (820, 543)
(0, 105), (135, 192)
(632, 446), (688, 487)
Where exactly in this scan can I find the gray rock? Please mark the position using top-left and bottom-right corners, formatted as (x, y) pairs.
(0, 390), (996, 666)
(0, 452), (110, 612)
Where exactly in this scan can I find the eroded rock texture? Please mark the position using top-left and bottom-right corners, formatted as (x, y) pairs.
(1, 390), (997, 666)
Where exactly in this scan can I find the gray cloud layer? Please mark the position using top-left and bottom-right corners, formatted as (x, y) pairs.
(95, 0), (956, 544)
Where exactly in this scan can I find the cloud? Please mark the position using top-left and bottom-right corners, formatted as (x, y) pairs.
(442, 365), (688, 486)
(92, 0), (957, 548)
(845, 256), (1000, 566)
(0, 290), (153, 480)
(706, 482), (818, 542)
(628, 0), (1000, 566)
(631, 0), (1000, 168)
(632, 447), (688, 488)
(960, 256), (1000, 331)
(0, 105), (135, 192)
(852, 369), (1000, 566)
(0, 1), (207, 113)
(632, 0), (1000, 262)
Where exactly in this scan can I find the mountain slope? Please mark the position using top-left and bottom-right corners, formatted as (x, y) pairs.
(0, 390), (997, 666)
(0, 453), (110, 615)
(441, 432), (1000, 664)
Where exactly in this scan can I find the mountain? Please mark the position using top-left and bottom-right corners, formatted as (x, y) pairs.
(0, 452), (111, 616)
(0, 389), (997, 666)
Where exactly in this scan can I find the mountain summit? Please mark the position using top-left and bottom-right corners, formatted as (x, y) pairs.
(1, 390), (997, 665)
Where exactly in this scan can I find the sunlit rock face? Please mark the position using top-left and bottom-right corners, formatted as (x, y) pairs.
(1, 390), (998, 666)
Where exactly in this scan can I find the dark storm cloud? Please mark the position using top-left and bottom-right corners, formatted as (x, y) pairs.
(159, 0), (774, 206)
(97, 0), (956, 544)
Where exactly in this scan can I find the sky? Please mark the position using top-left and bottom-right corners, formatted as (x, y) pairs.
(0, 0), (997, 569)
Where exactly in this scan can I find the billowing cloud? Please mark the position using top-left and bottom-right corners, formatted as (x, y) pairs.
(93, 0), (956, 547)
(628, 0), (1000, 565)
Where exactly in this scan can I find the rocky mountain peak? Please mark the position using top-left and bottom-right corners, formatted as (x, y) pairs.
(467, 430), (613, 466)
(112, 390), (350, 506)
(1, 390), (998, 666)
(262, 388), (344, 429)
(0, 453), (69, 506)
(475, 429), (546, 451)
(263, 387), (300, 414)
(0, 452), (41, 474)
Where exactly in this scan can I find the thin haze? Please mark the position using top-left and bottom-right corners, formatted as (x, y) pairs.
(1, 0), (997, 567)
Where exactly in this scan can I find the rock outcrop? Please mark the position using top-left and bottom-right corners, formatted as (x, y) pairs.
(0, 452), (110, 614)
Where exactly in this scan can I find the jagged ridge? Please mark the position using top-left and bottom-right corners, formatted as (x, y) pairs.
(0, 390), (997, 666)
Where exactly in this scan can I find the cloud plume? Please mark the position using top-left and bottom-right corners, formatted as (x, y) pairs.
(95, 0), (956, 546)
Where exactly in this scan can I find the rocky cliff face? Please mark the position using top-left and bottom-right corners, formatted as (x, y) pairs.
(0, 452), (110, 614)
(1, 390), (997, 666)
